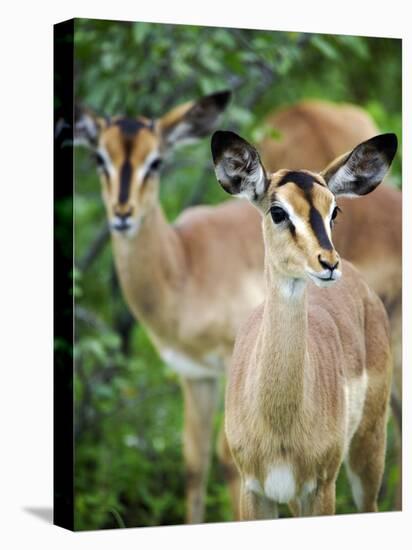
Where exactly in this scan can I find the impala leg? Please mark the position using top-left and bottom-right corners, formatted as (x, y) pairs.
(311, 481), (336, 517)
(389, 302), (402, 510)
(288, 499), (301, 517)
(289, 492), (316, 517)
(345, 413), (388, 513)
(345, 301), (393, 514)
(217, 423), (241, 520)
(239, 481), (278, 521)
(180, 376), (219, 524)
(391, 391), (402, 511)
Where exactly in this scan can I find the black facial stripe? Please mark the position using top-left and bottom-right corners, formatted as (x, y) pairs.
(119, 160), (132, 205)
(309, 206), (333, 250)
(110, 118), (155, 204)
(114, 117), (152, 136)
(278, 171), (325, 190)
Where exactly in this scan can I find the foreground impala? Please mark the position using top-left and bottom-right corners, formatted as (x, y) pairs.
(211, 130), (396, 518)
(260, 101), (402, 507)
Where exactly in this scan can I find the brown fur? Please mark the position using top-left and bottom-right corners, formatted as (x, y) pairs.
(260, 101), (380, 171)
(111, 201), (263, 523)
(227, 263), (391, 517)
(112, 201), (264, 356)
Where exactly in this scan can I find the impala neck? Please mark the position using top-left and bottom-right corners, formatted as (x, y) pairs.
(255, 261), (309, 427)
(111, 203), (186, 337)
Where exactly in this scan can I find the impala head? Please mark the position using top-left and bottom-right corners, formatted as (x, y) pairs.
(75, 91), (231, 236)
(211, 131), (397, 288)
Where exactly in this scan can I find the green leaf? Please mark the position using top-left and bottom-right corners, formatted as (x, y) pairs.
(311, 35), (340, 60)
(132, 22), (149, 44)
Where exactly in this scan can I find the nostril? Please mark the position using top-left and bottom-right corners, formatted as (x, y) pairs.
(318, 255), (339, 271)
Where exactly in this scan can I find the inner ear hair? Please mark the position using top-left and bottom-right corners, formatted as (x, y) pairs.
(211, 130), (268, 201)
(160, 90), (231, 147)
(74, 106), (108, 148)
(321, 133), (398, 197)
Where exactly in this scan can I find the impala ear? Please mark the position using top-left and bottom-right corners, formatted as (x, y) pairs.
(159, 90), (231, 148)
(211, 130), (268, 201)
(74, 106), (108, 148)
(321, 133), (398, 197)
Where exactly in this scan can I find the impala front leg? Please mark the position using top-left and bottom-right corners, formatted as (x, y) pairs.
(239, 481), (278, 521)
(180, 376), (219, 524)
(217, 424), (241, 520)
(311, 481), (336, 517)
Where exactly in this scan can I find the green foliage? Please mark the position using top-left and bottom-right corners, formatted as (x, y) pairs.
(73, 19), (402, 530)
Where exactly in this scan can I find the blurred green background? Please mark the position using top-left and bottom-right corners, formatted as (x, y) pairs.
(73, 19), (402, 530)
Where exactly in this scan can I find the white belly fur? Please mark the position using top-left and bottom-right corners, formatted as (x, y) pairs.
(344, 370), (368, 454)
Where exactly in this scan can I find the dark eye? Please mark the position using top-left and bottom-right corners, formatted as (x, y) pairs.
(270, 206), (289, 224)
(149, 157), (162, 172)
(94, 152), (106, 168)
(331, 206), (341, 226)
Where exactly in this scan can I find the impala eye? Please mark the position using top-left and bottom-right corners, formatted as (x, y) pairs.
(270, 206), (289, 224)
(143, 157), (163, 182)
(93, 151), (106, 168)
(331, 206), (341, 226)
(93, 151), (110, 183)
(149, 157), (162, 172)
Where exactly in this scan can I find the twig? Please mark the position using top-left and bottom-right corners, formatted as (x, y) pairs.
(77, 222), (110, 272)
(75, 305), (111, 333)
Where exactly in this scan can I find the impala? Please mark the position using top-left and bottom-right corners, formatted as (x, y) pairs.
(75, 91), (265, 523)
(260, 101), (402, 506)
(211, 130), (396, 518)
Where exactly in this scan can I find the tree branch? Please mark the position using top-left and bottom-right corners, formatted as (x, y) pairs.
(77, 222), (110, 272)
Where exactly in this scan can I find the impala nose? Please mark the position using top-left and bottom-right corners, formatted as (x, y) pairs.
(318, 255), (339, 272)
(113, 207), (133, 232)
(116, 211), (131, 222)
